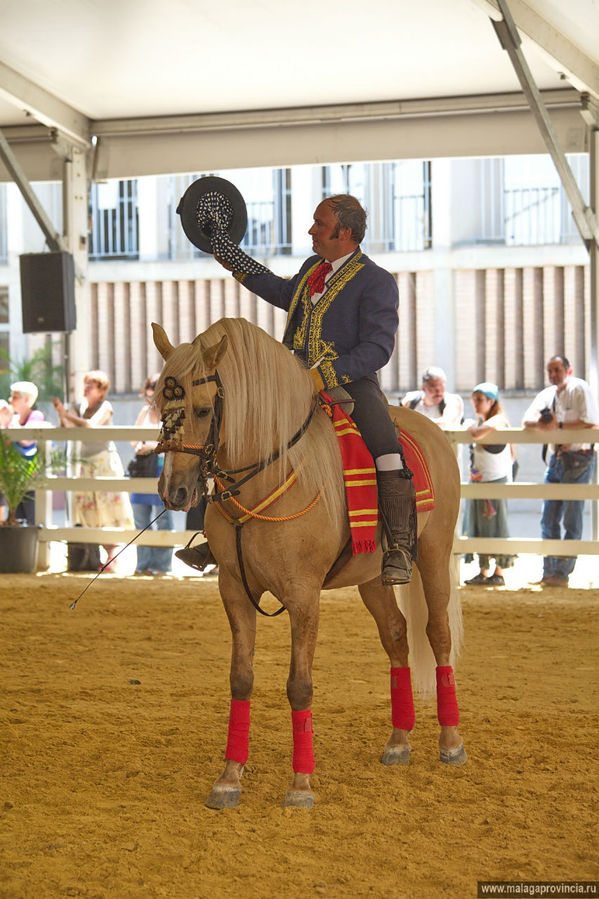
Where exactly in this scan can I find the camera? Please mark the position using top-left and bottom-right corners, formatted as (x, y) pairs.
(539, 407), (553, 423)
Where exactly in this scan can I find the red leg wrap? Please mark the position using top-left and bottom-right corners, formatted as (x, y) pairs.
(436, 665), (459, 726)
(291, 709), (315, 774)
(225, 699), (250, 765)
(390, 666), (415, 730)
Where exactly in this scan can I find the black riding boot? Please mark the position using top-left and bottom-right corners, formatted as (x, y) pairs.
(175, 539), (217, 572)
(377, 468), (417, 586)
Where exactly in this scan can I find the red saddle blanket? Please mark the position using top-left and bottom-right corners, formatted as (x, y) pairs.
(322, 393), (435, 555)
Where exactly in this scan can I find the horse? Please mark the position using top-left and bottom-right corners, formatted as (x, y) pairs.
(152, 317), (466, 809)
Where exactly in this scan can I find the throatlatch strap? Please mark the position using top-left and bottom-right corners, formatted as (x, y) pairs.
(436, 665), (460, 726)
(390, 666), (415, 731)
(225, 698), (251, 765)
(291, 709), (315, 774)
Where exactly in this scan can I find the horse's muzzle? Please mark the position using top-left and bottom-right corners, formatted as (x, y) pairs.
(158, 470), (198, 511)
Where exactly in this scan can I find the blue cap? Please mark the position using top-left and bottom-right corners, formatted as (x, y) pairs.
(472, 382), (498, 400)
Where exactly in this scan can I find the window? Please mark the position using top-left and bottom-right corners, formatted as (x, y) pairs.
(89, 179), (139, 259)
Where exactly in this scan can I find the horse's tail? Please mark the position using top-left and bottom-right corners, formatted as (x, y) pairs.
(398, 561), (462, 699)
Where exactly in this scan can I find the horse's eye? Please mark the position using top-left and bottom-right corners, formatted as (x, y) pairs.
(194, 407), (211, 419)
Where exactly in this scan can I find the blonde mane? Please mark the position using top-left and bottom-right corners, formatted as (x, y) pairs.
(157, 318), (346, 527)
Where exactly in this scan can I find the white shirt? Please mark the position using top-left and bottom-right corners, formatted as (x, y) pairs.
(310, 252), (354, 305)
(403, 390), (464, 430)
(522, 377), (599, 452)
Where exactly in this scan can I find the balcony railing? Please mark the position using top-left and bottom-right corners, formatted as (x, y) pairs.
(89, 180), (139, 260)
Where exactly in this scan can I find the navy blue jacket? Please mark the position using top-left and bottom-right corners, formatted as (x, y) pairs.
(237, 249), (398, 390)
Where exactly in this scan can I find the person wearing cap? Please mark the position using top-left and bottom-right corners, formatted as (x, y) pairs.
(129, 375), (173, 577)
(463, 382), (515, 587)
(522, 354), (599, 588)
(210, 193), (415, 586)
(5, 381), (46, 524)
(401, 366), (464, 429)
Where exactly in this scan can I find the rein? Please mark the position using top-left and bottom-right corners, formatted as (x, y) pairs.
(156, 369), (321, 617)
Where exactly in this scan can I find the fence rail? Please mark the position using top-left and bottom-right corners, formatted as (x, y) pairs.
(2, 425), (597, 569)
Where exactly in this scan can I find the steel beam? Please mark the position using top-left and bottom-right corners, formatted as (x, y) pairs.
(474, 0), (599, 101)
(0, 60), (90, 148)
(491, 0), (599, 249)
(0, 126), (65, 252)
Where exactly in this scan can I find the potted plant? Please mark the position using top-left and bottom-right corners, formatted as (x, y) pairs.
(0, 437), (43, 572)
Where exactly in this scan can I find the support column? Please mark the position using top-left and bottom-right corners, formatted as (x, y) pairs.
(590, 128), (599, 540)
(62, 148), (91, 402)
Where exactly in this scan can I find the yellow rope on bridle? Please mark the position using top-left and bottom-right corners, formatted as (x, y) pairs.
(213, 473), (321, 523)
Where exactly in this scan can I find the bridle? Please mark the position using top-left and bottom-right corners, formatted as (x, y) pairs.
(154, 368), (319, 617)
(154, 371), (225, 482)
(154, 369), (318, 504)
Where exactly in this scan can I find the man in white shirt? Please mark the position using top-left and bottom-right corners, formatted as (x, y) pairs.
(401, 367), (464, 430)
(522, 354), (599, 587)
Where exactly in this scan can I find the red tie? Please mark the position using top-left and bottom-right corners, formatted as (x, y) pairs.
(307, 261), (332, 297)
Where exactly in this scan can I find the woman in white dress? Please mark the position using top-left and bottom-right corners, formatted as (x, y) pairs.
(53, 370), (133, 572)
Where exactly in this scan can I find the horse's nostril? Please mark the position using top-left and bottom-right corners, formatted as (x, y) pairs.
(171, 486), (189, 507)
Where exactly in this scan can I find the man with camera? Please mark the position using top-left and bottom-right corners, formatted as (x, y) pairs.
(522, 355), (599, 587)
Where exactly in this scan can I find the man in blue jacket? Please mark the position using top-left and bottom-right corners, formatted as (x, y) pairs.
(185, 195), (416, 585)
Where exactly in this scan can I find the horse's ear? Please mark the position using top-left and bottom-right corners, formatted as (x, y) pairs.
(152, 322), (175, 360)
(200, 334), (228, 369)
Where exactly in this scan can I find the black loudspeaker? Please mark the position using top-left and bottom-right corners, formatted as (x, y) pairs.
(20, 251), (77, 333)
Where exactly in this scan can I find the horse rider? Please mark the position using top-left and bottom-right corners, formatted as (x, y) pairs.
(186, 194), (417, 586)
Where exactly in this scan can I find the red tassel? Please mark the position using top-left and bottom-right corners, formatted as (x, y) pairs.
(352, 539), (377, 555)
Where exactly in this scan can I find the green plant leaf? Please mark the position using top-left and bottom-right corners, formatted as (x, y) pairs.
(0, 439), (43, 525)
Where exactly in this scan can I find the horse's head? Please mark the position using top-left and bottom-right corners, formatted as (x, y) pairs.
(152, 322), (228, 511)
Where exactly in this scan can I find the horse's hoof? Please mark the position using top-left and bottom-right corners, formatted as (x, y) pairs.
(440, 744), (467, 765)
(381, 744), (411, 766)
(205, 785), (241, 809)
(282, 790), (314, 809)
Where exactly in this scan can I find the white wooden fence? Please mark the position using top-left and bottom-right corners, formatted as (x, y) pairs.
(4, 425), (598, 570)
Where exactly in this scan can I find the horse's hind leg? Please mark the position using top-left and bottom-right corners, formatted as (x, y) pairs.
(205, 575), (257, 810)
(358, 578), (414, 766)
(417, 534), (467, 765)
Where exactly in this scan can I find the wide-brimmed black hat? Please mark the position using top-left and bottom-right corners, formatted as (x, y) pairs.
(176, 176), (248, 254)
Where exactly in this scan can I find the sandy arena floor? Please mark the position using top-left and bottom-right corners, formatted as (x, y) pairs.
(1, 572), (597, 898)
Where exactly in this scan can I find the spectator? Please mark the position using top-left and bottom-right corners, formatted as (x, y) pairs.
(522, 354), (599, 588)
(7, 381), (45, 524)
(0, 399), (11, 523)
(401, 366), (464, 430)
(0, 399), (11, 428)
(129, 375), (173, 576)
(463, 382), (515, 587)
(53, 370), (134, 573)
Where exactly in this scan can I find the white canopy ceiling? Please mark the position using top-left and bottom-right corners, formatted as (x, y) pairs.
(0, 0), (598, 180)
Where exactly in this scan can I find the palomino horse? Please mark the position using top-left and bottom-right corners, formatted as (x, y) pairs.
(152, 317), (465, 809)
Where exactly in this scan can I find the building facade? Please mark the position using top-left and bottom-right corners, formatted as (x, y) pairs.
(0, 154), (590, 399)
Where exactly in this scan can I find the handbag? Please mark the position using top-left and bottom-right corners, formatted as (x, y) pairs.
(127, 452), (159, 478)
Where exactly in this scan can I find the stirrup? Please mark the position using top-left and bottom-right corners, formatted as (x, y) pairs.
(381, 546), (412, 586)
(175, 540), (216, 572)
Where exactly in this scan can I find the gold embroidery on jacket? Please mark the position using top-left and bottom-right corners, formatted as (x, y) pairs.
(287, 252), (364, 387)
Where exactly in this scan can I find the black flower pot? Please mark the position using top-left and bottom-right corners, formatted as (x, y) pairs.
(0, 526), (39, 573)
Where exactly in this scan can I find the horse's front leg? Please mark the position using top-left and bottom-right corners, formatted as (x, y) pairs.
(205, 574), (257, 810)
(282, 591), (320, 809)
(358, 578), (413, 765)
